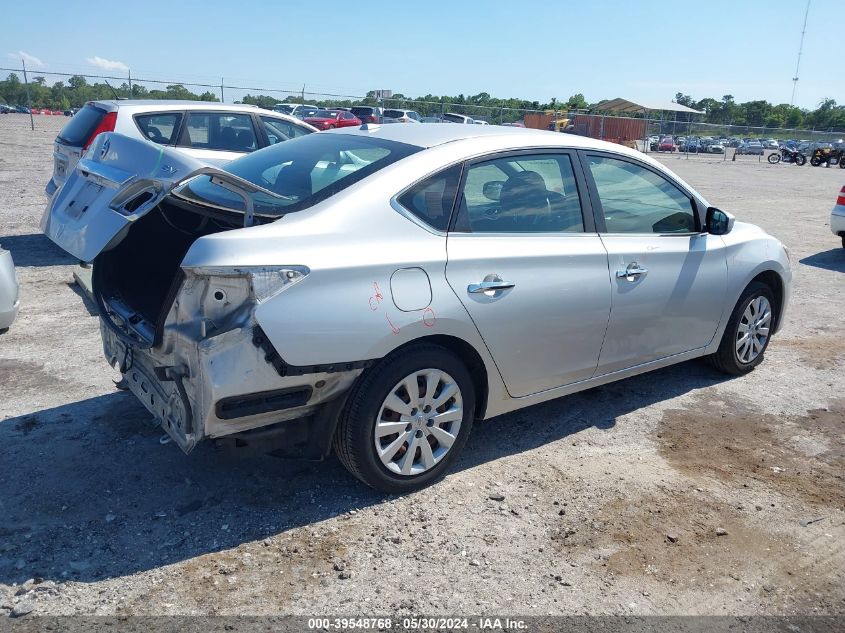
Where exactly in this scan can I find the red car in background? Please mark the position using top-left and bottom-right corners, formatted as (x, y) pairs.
(658, 136), (677, 152)
(303, 109), (361, 130)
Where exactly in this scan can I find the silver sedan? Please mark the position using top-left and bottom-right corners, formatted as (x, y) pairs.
(42, 125), (791, 492)
(0, 244), (19, 332)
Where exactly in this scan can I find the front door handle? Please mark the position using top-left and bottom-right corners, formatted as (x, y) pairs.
(468, 279), (516, 295)
(616, 262), (648, 282)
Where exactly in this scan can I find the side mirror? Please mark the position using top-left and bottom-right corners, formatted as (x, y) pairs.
(483, 181), (505, 201)
(706, 207), (735, 235)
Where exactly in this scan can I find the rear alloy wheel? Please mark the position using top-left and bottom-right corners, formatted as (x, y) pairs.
(708, 281), (776, 375)
(333, 344), (474, 492)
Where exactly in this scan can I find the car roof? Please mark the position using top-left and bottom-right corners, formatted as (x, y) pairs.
(91, 100), (262, 112)
(322, 121), (646, 155)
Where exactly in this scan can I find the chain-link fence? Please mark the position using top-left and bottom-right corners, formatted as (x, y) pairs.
(2, 65), (842, 151)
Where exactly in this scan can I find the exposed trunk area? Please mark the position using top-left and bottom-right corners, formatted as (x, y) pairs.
(93, 198), (242, 344)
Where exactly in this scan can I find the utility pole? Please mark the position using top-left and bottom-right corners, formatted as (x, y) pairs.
(791, 0), (811, 106)
(301, 83), (305, 103)
(220, 77), (224, 103)
(128, 69), (133, 97)
(21, 58), (34, 131)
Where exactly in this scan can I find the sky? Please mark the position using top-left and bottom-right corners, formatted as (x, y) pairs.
(1, 0), (841, 109)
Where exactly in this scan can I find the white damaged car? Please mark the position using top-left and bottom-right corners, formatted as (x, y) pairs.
(42, 125), (791, 492)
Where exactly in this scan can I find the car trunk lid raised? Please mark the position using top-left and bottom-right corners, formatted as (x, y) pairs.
(41, 132), (278, 264)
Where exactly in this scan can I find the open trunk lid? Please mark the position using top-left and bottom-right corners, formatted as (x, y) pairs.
(41, 132), (278, 263)
(41, 133), (210, 263)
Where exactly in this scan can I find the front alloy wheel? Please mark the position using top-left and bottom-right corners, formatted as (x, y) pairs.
(735, 296), (772, 364)
(708, 281), (777, 375)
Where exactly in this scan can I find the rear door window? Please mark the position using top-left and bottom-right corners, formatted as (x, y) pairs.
(453, 153), (585, 233)
(57, 104), (108, 146)
(135, 112), (183, 145)
(180, 112), (258, 152)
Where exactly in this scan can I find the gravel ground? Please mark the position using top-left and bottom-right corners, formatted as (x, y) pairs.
(1, 117), (843, 618)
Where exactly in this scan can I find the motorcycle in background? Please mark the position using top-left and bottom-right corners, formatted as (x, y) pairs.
(768, 147), (807, 166)
(809, 146), (845, 168)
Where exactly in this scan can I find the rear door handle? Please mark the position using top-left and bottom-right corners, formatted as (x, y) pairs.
(616, 262), (648, 281)
(468, 280), (516, 294)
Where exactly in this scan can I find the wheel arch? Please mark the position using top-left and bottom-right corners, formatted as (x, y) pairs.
(381, 334), (489, 420)
(748, 269), (785, 333)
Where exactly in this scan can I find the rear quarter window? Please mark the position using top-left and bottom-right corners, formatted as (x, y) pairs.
(57, 104), (107, 146)
(134, 112), (183, 145)
(396, 165), (461, 232)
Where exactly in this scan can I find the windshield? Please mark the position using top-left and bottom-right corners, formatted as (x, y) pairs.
(274, 104), (295, 114)
(309, 110), (337, 119)
(173, 133), (420, 217)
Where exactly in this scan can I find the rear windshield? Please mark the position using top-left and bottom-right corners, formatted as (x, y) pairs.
(57, 104), (107, 146)
(351, 107), (374, 116)
(383, 110), (405, 118)
(173, 133), (420, 217)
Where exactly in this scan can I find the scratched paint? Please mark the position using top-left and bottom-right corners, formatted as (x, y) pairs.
(368, 281), (435, 335)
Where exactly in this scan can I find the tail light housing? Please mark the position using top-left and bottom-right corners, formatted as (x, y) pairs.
(838, 186), (845, 207)
(83, 111), (117, 150)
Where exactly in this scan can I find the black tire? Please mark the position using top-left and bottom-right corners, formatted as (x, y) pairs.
(767, 153), (780, 164)
(841, 235), (845, 249)
(810, 157), (821, 167)
(333, 343), (475, 493)
(796, 154), (807, 166)
(839, 159), (845, 169)
(708, 281), (777, 375)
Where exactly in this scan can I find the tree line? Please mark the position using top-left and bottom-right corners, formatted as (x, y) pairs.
(1, 72), (842, 131)
(672, 93), (844, 131)
(0, 73), (218, 110)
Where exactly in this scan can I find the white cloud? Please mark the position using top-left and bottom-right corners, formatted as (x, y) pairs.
(6, 51), (43, 66)
(86, 56), (129, 72)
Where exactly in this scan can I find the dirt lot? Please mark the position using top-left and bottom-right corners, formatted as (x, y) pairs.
(0, 116), (843, 618)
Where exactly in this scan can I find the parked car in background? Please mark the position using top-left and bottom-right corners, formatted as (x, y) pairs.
(41, 124), (791, 492)
(658, 136), (676, 152)
(474, 119), (489, 125)
(350, 106), (383, 124)
(679, 138), (700, 153)
(421, 116), (448, 123)
(0, 104), (13, 114)
(383, 109), (422, 123)
(831, 185), (845, 249)
(303, 109), (362, 130)
(708, 141), (725, 154)
(45, 100), (316, 197)
(442, 112), (475, 124)
(501, 121), (526, 127)
(14, 106), (31, 114)
(736, 141), (764, 155)
(0, 244), (20, 333)
(762, 139), (779, 150)
(293, 107), (320, 120)
(272, 103), (319, 117)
